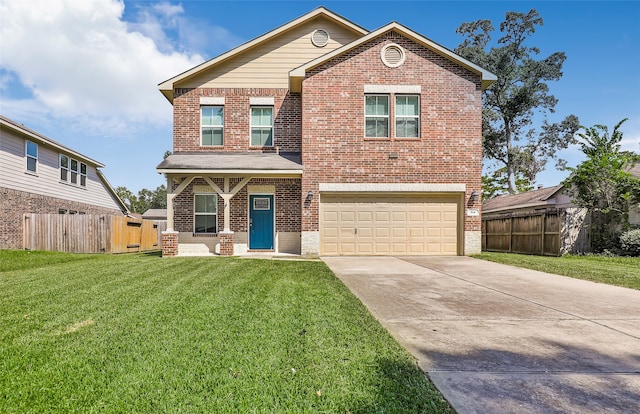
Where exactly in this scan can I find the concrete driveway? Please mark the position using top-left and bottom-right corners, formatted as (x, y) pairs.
(322, 256), (640, 414)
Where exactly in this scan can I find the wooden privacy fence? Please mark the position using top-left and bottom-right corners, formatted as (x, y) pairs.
(23, 214), (166, 253)
(482, 212), (561, 256)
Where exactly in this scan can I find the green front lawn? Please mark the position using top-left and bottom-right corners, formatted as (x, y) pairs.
(0, 251), (452, 413)
(474, 252), (640, 290)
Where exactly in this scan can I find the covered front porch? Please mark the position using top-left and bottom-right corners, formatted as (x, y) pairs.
(156, 152), (303, 257)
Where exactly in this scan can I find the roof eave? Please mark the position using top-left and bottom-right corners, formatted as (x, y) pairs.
(158, 168), (303, 176)
(0, 116), (106, 168)
(290, 22), (497, 90)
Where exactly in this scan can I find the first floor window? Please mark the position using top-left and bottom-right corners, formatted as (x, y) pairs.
(201, 106), (224, 146)
(194, 193), (217, 233)
(251, 106), (273, 146)
(395, 95), (420, 138)
(365, 95), (389, 138)
(26, 141), (38, 172)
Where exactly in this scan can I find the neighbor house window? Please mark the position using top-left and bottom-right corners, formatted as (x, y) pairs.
(70, 159), (78, 184)
(194, 193), (217, 233)
(201, 106), (224, 146)
(80, 163), (87, 186)
(250, 107), (273, 146)
(395, 95), (420, 138)
(60, 155), (87, 187)
(365, 95), (389, 138)
(60, 155), (69, 181)
(26, 141), (38, 172)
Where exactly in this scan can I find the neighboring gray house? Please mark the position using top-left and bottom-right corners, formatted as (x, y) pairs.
(0, 115), (128, 249)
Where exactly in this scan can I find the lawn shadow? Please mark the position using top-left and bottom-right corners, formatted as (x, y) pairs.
(140, 250), (163, 258)
(419, 341), (640, 413)
(347, 357), (454, 413)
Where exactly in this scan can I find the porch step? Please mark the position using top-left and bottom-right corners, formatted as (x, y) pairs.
(177, 243), (215, 256)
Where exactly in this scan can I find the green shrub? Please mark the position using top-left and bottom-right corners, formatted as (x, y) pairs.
(619, 229), (640, 256)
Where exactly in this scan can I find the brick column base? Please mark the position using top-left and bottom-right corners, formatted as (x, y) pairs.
(161, 231), (179, 257)
(219, 231), (234, 256)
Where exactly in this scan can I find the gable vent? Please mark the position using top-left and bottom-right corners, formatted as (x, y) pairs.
(311, 29), (329, 47)
(381, 44), (406, 68)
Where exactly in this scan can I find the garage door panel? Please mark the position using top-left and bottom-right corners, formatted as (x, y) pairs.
(320, 194), (459, 256)
(376, 211), (391, 222)
(376, 227), (391, 238)
(323, 227), (338, 238)
(340, 211), (356, 222)
(392, 227), (406, 238)
(393, 211), (408, 222)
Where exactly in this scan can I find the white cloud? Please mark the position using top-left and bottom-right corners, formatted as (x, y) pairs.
(0, 0), (205, 131)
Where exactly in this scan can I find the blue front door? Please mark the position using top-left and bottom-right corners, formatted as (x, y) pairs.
(249, 195), (274, 250)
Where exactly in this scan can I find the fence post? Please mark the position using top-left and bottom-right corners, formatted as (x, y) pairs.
(508, 216), (513, 253)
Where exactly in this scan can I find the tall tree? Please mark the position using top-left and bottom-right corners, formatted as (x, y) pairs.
(563, 119), (640, 251)
(115, 185), (167, 214)
(455, 9), (579, 194)
(482, 168), (533, 200)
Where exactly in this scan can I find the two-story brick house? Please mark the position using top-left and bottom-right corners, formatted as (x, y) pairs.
(157, 7), (495, 257)
(0, 115), (127, 249)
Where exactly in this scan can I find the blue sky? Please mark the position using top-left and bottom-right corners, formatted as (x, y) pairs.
(1, 0), (639, 192)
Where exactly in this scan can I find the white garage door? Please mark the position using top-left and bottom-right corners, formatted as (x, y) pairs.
(320, 194), (459, 256)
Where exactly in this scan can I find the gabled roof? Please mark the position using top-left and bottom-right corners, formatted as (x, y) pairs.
(142, 209), (167, 220)
(482, 185), (565, 213)
(289, 21), (497, 92)
(1, 115), (129, 215)
(0, 115), (104, 167)
(158, 7), (368, 102)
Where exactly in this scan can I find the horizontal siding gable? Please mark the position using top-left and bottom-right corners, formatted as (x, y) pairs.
(180, 16), (362, 89)
(0, 127), (122, 211)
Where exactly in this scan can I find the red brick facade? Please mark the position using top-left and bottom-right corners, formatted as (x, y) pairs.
(300, 33), (483, 233)
(165, 27), (485, 255)
(172, 178), (301, 234)
(173, 88), (301, 153)
(0, 187), (123, 250)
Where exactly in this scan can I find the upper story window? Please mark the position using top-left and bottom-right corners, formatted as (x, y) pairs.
(60, 154), (87, 187)
(201, 106), (224, 146)
(194, 193), (217, 234)
(365, 95), (389, 138)
(251, 106), (273, 147)
(395, 95), (420, 138)
(26, 140), (38, 172)
(365, 93), (420, 139)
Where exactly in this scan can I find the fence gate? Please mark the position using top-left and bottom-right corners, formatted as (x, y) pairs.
(23, 214), (163, 253)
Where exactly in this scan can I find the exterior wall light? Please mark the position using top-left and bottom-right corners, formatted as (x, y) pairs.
(469, 191), (480, 204)
(307, 190), (314, 201)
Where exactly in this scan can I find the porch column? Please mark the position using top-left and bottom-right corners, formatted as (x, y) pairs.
(220, 194), (233, 232)
(162, 175), (195, 257)
(166, 193), (176, 231)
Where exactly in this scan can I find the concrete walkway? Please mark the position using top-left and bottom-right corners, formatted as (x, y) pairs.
(322, 256), (640, 414)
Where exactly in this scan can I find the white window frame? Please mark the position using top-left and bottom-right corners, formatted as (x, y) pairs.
(201, 105), (224, 146)
(26, 140), (38, 172)
(250, 106), (274, 147)
(395, 94), (420, 138)
(194, 193), (218, 234)
(59, 154), (87, 187)
(364, 94), (390, 138)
